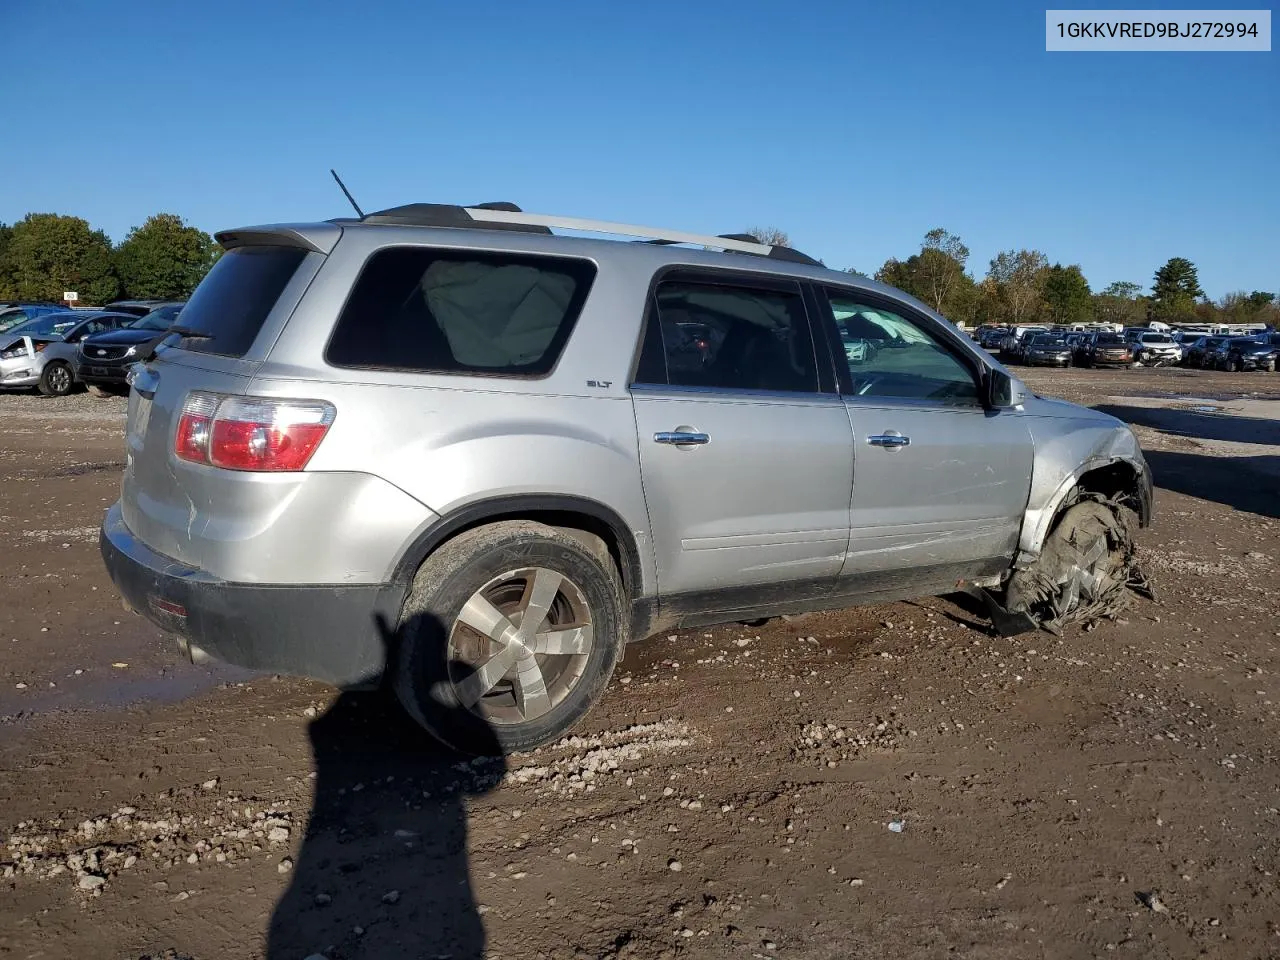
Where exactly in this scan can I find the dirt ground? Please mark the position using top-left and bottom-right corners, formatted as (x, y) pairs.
(2, 366), (1279, 960)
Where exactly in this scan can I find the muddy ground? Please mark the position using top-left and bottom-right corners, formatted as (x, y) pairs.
(1, 366), (1279, 960)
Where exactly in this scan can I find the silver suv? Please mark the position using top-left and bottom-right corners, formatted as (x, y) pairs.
(100, 202), (1153, 754)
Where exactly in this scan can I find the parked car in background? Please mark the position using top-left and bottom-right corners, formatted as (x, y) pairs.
(1075, 332), (1133, 368)
(1002, 328), (1046, 363)
(1182, 336), (1228, 368)
(0, 302), (70, 333)
(1022, 333), (1072, 367)
(104, 299), (178, 318)
(1201, 338), (1235, 370)
(974, 325), (1007, 350)
(1216, 337), (1278, 372)
(0, 310), (136, 394)
(74, 302), (185, 394)
(1126, 330), (1182, 366)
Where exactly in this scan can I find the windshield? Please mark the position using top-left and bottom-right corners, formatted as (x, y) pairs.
(1031, 335), (1067, 346)
(135, 304), (183, 331)
(1096, 335), (1125, 344)
(5, 313), (80, 339)
(0, 309), (29, 332)
(1141, 333), (1173, 343)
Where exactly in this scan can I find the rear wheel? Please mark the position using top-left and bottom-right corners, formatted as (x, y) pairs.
(393, 521), (627, 755)
(1003, 496), (1148, 636)
(37, 361), (74, 397)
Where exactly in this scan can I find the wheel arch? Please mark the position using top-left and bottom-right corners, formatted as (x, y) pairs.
(389, 494), (647, 604)
(1016, 454), (1152, 568)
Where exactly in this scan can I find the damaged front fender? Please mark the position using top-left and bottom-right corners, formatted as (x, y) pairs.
(1015, 401), (1152, 570)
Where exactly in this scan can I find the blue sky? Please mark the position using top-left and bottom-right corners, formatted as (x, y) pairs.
(2, 0), (1276, 297)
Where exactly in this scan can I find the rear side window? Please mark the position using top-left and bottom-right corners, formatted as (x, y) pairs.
(637, 279), (819, 393)
(171, 245), (307, 357)
(326, 248), (596, 377)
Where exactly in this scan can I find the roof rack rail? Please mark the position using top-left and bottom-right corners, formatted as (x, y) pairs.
(347, 203), (822, 266)
(356, 202), (554, 234)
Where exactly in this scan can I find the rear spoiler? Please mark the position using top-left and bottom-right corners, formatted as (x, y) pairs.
(214, 223), (342, 255)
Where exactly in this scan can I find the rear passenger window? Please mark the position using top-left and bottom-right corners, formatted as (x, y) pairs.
(639, 280), (819, 393)
(172, 245), (307, 357)
(326, 248), (596, 376)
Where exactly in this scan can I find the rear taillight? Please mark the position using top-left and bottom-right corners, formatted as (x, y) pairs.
(175, 392), (335, 472)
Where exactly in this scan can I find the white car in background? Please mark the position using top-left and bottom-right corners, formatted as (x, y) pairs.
(1126, 330), (1182, 366)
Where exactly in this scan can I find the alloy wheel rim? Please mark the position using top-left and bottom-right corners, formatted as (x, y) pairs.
(50, 365), (69, 392)
(447, 567), (594, 726)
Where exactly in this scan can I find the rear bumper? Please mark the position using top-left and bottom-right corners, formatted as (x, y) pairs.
(100, 503), (404, 688)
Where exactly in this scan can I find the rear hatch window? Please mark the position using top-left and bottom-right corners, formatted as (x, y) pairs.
(167, 245), (307, 357)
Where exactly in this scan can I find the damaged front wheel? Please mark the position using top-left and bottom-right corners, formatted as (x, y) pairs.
(1002, 495), (1153, 636)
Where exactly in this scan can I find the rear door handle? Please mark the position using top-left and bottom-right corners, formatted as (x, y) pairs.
(867, 432), (910, 449)
(654, 430), (710, 446)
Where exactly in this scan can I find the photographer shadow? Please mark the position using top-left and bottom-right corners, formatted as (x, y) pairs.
(266, 613), (506, 960)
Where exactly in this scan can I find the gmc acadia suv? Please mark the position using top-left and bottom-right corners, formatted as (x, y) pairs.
(100, 201), (1154, 754)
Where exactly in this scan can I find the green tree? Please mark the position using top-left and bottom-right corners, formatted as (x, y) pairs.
(1219, 290), (1278, 326)
(943, 271), (982, 327)
(1101, 280), (1142, 300)
(1041, 263), (1092, 324)
(917, 227), (969, 315)
(874, 246), (974, 323)
(5, 213), (118, 304)
(114, 213), (217, 300)
(0, 222), (14, 299)
(1094, 280), (1146, 326)
(1193, 300), (1222, 325)
(986, 249), (1048, 324)
(1150, 257), (1204, 321)
(874, 256), (921, 298)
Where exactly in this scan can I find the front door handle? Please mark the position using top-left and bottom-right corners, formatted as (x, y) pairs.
(654, 430), (710, 446)
(867, 431), (910, 449)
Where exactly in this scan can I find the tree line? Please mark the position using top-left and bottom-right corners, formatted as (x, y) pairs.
(751, 226), (1277, 329)
(0, 212), (219, 305)
(6, 212), (1274, 329)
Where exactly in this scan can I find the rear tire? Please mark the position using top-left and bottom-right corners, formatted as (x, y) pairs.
(37, 361), (74, 397)
(393, 521), (627, 756)
(1227, 357), (1241, 373)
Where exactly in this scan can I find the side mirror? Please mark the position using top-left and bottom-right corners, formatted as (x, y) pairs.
(986, 368), (1026, 409)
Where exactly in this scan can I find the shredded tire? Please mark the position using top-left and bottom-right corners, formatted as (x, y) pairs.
(1004, 494), (1154, 636)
